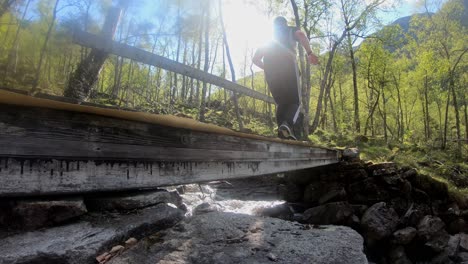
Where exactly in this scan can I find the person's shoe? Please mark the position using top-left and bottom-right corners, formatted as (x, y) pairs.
(278, 123), (297, 140)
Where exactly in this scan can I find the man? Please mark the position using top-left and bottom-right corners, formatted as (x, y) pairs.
(253, 16), (318, 140)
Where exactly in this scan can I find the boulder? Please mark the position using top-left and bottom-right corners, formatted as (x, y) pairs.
(318, 187), (347, 205)
(388, 246), (412, 264)
(342, 148), (360, 161)
(108, 212), (368, 264)
(85, 190), (183, 212)
(447, 218), (468, 234)
(417, 216), (446, 241)
(361, 202), (399, 246)
(392, 227), (417, 245)
(461, 233), (468, 252)
(303, 182), (345, 205)
(303, 202), (354, 225)
(254, 203), (293, 220)
(367, 162), (398, 177)
(0, 203), (184, 264)
(193, 202), (222, 215)
(348, 178), (389, 204)
(10, 198), (87, 230)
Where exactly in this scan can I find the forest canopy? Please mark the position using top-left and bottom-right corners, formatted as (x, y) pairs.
(0, 0), (466, 161)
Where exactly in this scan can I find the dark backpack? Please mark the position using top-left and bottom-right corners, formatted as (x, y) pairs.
(273, 26), (298, 52)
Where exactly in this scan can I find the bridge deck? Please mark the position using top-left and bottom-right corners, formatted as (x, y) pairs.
(0, 89), (341, 197)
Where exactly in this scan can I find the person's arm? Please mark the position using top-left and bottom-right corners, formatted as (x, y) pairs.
(252, 48), (265, 70)
(294, 30), (319, 65)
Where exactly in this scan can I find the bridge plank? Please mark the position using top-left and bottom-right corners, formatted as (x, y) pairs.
(0, 102), (340, 197)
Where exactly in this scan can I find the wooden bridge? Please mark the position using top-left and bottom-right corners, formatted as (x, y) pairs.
(0, 28), (342, 197)
(0, 89), (340, 197)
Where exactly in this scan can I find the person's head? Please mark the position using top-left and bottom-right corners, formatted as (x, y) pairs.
(273, 16), (288, 40)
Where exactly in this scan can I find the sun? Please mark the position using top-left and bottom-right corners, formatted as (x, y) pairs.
(221, 0), (273, 72)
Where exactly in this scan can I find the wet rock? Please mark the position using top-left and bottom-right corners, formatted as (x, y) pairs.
(361, 202), (399, 247)
(193, 202), (222, 215)
(10, 198), (87, 230)
(303, 202), (354, 225)
(0, 203), (183, 264)
(108, 212), (368, 264)
(255, 203), (293, 220)
(392, 227), (417, 245)
(86, 190), (183, 212)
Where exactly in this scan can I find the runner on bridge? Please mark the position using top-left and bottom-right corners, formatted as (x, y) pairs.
(253, 16), (318, 140)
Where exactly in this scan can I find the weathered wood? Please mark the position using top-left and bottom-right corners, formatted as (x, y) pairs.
(0, 103), (340, 197)
(72, 30), (275, 104)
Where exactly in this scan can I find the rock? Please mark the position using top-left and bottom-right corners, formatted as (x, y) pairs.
(361, 202), (399, 247)
(459, 252), (468, 262)
(351, 204), (369, 217)
(388, 246), (412, 264)
(342, 148), (360, 161)
(417, 216), (446, 241)
(343, 169), (368, 182)
(318, 187), (347, 205)
(255, 203), (293, 220)
(445, 235), (461, 258)
(303, 182), (345, 205)
(108, 212), (368, 264)
(393, 227), (417, 245)
(267, 252), (278, 262)
(280, 182), (302, 202)
(85, 190), (183, 212)
(303, 183), (323, 204)
(411, 174), (449, 200)
(425, 231), (450, 253)
(447, 218), (468, 234)
(461, 233), (468, 252)
(367, 162), (398, 177)
(193, 202), (222, 215)
(124, 238), (138, 248)
(10, 198), (87, 230)
(348, 178), (389, 204)
(303, 202), (354, 225)
(0, 203), (184, 264)
(402, 168), (417, 180)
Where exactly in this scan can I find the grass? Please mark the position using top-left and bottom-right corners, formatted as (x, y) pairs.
(309, 131), (468, 202)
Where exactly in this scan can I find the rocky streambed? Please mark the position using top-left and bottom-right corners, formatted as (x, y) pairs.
(0, 158), (467, 264)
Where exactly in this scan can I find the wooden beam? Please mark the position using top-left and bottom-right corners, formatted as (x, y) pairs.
(72, 30), (275, 104)
(0, 103), (340, 197)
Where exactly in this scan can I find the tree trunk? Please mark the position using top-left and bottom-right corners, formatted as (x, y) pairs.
(219, 0), (243, 130)
(347, 31), (360, 133)
(449, 73), (462, 157)
(64, 6), (122, 99)
(31, 0), (60, 92)
(199, 2), (210, 122)
(6, 0), (31, 75)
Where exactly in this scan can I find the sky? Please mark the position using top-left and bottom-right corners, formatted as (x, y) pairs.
(49, 0), (447, 76)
